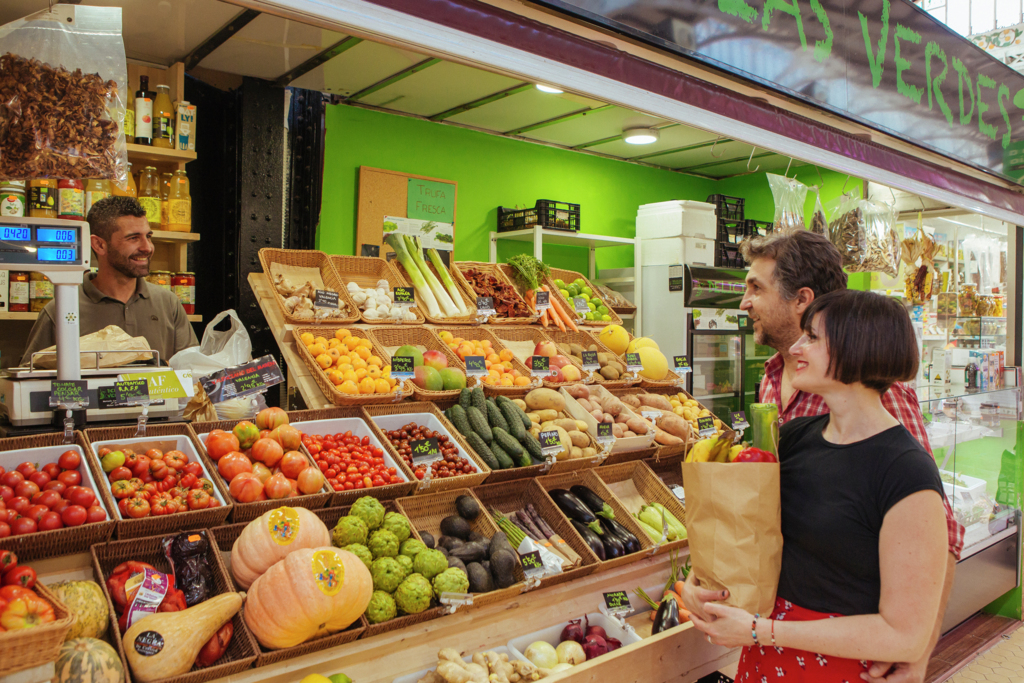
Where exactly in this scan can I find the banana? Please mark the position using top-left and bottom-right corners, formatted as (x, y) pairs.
(686, 438), (714, 463)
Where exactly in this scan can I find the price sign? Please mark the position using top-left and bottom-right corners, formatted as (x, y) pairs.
(49, 380), (88, 408)
(391, 356), (415, 379)
(573, 297), (590, 314)
(580, 350), (600, 371)
(530, 356), (550, 376)
(673, 356), (691, 374)
(670, 485), (685, 503)
(313, 290), (339, 309)
(538, 430), (562, 456)
(731, 411), (749, 430)
(668, 276), (683, 292)
(641, 410), (660, 422)
(696, 416), (717, 437)
(115, 379), (150, 405)
(393, 287), (415, 307)
(476, 297), (496, 316)
(520, 550), (544, 576)
(602, 591), (632, 617)
(625, 353), (643, 372)
(410, 437), (441, 465)
(360, 244), (380, 257)
(439, 592), (474, 610)
(596, 422), (614, 443)
(960, 490), (975, 506)
(200, 355), (284, 403)
(535, 290), (550, 312)
(465, 356), (488, 377)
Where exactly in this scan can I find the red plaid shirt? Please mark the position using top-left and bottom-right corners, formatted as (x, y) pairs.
(760, 353), (965, 560)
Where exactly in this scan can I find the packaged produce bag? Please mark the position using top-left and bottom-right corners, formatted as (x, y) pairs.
(809, 189), (827, 235)
(682, 460), (782, 616)
(768, 174), (808, 234)
(826, 189), (900, 278)
(31, 325), (152, 369)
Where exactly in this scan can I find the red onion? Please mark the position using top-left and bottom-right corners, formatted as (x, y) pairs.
(585, 624), (607, 640)
(582, 634), (609, 659)
(606, 637), (622, 651)
(560, 618), (585, 644)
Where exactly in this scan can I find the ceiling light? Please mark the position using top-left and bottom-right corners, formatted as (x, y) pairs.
(623, 127), (659, 144)
(536, 84), (563, 94)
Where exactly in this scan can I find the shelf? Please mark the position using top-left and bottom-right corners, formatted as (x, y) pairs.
(151, 230), (200, 243)
(491, 228), (634, 249)
(0, 310), (200, 322)
(693, 356), (736, 362)
(126, 143), (196, 165)
(692, 392), (737, 399)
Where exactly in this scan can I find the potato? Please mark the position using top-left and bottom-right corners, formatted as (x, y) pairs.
(527, 412), (541, 424)
(553, 426), (572, 460)
(590, 408), (605, 422)
(625, 416), (650, 434)
(529, 425), (540, 438)
(535, 409), (559, 422)
(513, 399), (527, 411)
(624, 431), (637, 438)
(575, 420), (588, 432)
(576, 398), (594, 412)
(567, 430), (589, 448)
(570, 446), (583, 459)
(565, 384), (589, 400)
(553, 418), (579, 433)
(602, 413), (614, 423)
(620, 394), (641, 409)
(638, 394), (674, 411)
(525, 388), (566, 412)
(582, 447), (597, 458)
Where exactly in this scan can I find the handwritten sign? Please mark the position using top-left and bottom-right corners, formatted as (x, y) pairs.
(535, 290), (550, 312)
(465, 356), (487, 378)
(673, 356), (691, 374)
(696, 416), (717, 437)
(603, 591), (631, 615)
(476, 296), (495, 316)
(520, 550), (544, 574)
(731, 411), (749, 430)
(596, 422), (614, 443)
(668, 276), (683, 292)
(49, 380), (88, 408)
(410, 437), (441, 464)
(407, 178), (455, 222)
(530, 356), (550, 376)
(200, 355), (284, 403)
(580, 350), (599, 371)
(538, 430), (561, 455)
(314, 290), (339, 309)
(391, 356), (415, 379)
(625, 353), (643, 372)
(115, 379), (150, 405)
(393, 287), (415, 307)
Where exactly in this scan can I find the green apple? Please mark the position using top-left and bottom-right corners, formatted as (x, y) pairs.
(329, 675), (353, 683)
(101, 450), (125, 473)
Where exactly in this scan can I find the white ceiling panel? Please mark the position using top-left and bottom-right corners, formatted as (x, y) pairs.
(196, 14), (344, 79)
(359, 61), (520, 117)
(289, 40), (425, 96)
(522, 105), (667, 148)
(447, 88), (593, 132)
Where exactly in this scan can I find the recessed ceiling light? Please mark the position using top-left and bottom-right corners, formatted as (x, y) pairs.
(623, 127), (659, 144)
(536, 84), (563, 94)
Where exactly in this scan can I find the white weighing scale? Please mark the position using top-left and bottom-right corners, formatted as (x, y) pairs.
(0, 216), (178, 427)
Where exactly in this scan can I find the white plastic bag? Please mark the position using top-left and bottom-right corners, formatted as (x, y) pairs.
(768, 174), (808, 234)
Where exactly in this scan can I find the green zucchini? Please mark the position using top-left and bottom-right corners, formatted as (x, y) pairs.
(465, 432), (498, 469)
(498, 401), (525, 440)
(466, 406), (492, 443)
(486, 401), (509, 433)
(448, 404), (472, 437)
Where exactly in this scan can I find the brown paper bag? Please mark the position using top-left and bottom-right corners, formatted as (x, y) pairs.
(682, 461), (783, 616)
(32, 325), (154, 369)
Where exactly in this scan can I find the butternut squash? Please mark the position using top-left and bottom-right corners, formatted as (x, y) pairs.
(122, 592), (242, 682)
(231, 506), (331, 589)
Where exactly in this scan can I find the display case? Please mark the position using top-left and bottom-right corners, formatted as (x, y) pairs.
(951, 316), (1007, 350)
(743, 332), (774, 414)
(687, 321), (742, 417)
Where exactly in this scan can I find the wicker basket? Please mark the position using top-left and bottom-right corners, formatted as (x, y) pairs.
(185, 421), (332, 523)
(593, 461), (688, 554)
(367, 326), (479, 402)
(604, 388), (690, 463)
(396, 488), (526, 608)
(362, 402), (491, 494)
(0, 431), (116, 561)
(544, 267), (623, 328)
(471, 478), (600, 590)
(0, 582), (75, 676)
(486, 325), (589, 389)
(535, 469), (653, 572)
(90, 530), (259, 683)
(427, 325), (540, 397)
(83, 424), (233, 539)
(636, 385), (727, 453)
(543, 328), (637, 388)
(390, 257), (479, 325)
(258, 248), (360, 325)
(454, 261), (538, 325)
(645, 456), (683, 489)
(329, 255), (427, 325)
(293, 326), (414, 406)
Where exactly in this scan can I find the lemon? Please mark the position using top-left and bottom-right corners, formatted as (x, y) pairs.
(300, 675), (333, 683)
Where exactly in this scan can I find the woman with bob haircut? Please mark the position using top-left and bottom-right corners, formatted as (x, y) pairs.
(689, 289), (948, 683)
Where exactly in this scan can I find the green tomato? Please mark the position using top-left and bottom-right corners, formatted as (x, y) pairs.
(600, 314), (612, 322)
(581, 286), (593, 297)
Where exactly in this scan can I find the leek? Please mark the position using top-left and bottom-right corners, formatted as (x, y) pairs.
(427, 248), (469, 316)
(404, 235), (459, 316)
(386, 233), (441, 318)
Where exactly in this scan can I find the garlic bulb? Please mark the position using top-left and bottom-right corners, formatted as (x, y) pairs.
(351, 291), (368, 305)
(405, 310), (417, 321)
(388, 308), (405, 319)
(376, 288), (390, 302)
(346, 281), (360, 292)
(363, 309), (382, 319)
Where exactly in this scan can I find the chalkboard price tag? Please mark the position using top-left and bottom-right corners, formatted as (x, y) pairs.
(476, 297), (496, 316)
(530, 356), (550, 376)
(668, 276), (683, 292)
(410, 437), (441, 464)
(731, 411), (749, 430)
(49, 380), (89, 408)
(520, 550), (544, 574)
(697, 416), (717, 437)
(200, 355), (284, 403)
(538, 430), (561, 455)
(596, 422), (614, 443)
(465, 356), (488, 377)
(313, 290), (339, 309)
(535, 290), (550, 312)
(580, 350), (600, 371)
(625, 353), (643, 372)
(573, 297), (590, 314)
(673, 356), (691, 374)
(360, 244), (380, 258)
(393, 287), (415, 307)
(391, 356), (415, 379)
(115, 379), (150, 405)
(602, 591), (632, 616)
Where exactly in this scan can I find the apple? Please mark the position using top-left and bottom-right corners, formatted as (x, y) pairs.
(549, 355), (571, 369)
(561, 364), (582, 382)
(255, 407), (289, 431)
(534, 341), (559, 358)
(422, 350), (448, 370)
(548, 367), (566, 383)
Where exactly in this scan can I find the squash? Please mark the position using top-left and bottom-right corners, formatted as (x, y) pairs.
(231, 506), (331, 589)
(55, 638), (125, 683)
(122, 592), (242, 682)
(244, 547), (371, 650)
(49, 580), (109, 640)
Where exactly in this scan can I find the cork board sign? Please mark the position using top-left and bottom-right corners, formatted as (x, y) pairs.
(357, 166), (457, 258)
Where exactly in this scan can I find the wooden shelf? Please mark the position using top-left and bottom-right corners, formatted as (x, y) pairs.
(0, 310), (200, 322)
(151, 230), (200, 243)
(125, 143), (196, 165)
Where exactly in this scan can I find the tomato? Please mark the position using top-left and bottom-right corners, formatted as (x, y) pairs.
(218, 452), (253, 481)
(0, 523), (8, 538)
(43, 481), (66, 494)
(36, 490), (62, 510)
(0, 485), (12, 503)
(149, 460), (169, 480)
(62, 505), (88, 526)
(198, 478), (215, 496)
(10, 517), (36, 535)
(186, 489), (210, 510)
(250, 438), (284, 468)
(57, 450), (81, 470)
(86, 506), (107, 523)
(117, 498), (129, 517)
(9, 497), (30, 514)
(150, 496), (175, 516)
(145, 449), (163, 460)
(15, 463), (35, 478)
(37, 511), (63, 531)
(50, 499), (70, 515)
(129, 455), (151, 478)
(110, 480), (136, 500)
(183, 462), (203, 478)
(205, 431), (240, 461)
(97, 447), (111, 457)
(163, 451), (188, 470)
(28, 472), (50, 489)
(24, 505), (48, 524)
(1, 471), (23, 490)
(13, 481), (39, 500)
(127, 478), (145, 491)
(65, 487), (95, 509)
(157, 475), (178, 493)
(108, 466), (132, 482)
(57, 470), (81, 487)
(178, 473), (197, 490)
(2, 566), (36, 588)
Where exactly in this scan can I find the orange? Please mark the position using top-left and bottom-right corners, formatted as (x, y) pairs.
(355, 368), (368, 380)
(374, 378), (391, 393)
(339, 380), (359, 395)
(499, 349), (513, 362)
(513, 376), (531, 386)
(367, 366), (382, 379)
(355, 346), (371, 360)
(308, 343), (327, 357)
(314, 336), (328, 347)
(327, 369), (344, 385)
(500, 376), (514, 386)
(300, 332), (315, 345)
(358, 377), (376, 394)
(344, 336), (361, 351)
(334, 328), (352, 341)
(357, 338), (373, 349)
(368, 355), (383, 367)
(315, 353), (332, 369)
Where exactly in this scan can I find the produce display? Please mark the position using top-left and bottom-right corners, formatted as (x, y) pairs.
(426, 495), (517, 594)
(620, 391), (720, 440)
(503, 255), (576, 332)
(95, 441), (220, 518)
(416, 647), (549, 682)
(380, 422), (474, 480)
(565, 386), (654, 441)
(556, 340), (631, 383)
(445, 388), (561, 467)
(548, 487), (641, 561)
(386, 343), (467, 393)
(631, 502), (687, 543)
(300, 329), (401, 395)
(346, 279), (419, 321)
(0, 452), (108, 536)
(634, 553), (690, 633)
(492, 506), (581, 570)
(438, 331), (530, 387)
(230, 506), (331, 589)
(521, 339), (582, 384)
(386, 235), (470, 320)
(597, 325), (629, 355)
(461, 268), (532, 319)
(303, 430), (404, 491)
(626, 337), (670, 382)
(553, 276), (613, 323)
(519, 616), (623, 675)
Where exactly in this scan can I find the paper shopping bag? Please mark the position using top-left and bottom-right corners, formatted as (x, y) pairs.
(682, 461), (783, 616)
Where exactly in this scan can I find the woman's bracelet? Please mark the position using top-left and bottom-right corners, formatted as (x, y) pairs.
(751, 614), (760, 645)
(771, 619), (777, 647)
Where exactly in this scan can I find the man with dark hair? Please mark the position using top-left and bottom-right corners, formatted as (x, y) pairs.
(21, 196), (197, 365)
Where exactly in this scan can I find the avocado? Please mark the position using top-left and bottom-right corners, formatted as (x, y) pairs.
(438, 535), (464, 551)
(468, 531), (487, 544)
(447, 555), (467, 574)
(490, 548), (517, 589)
(420, 531), (436, 549)
(455, 495), (481, 521)
(466, 562), (495, 593)
(440, 515), (472, 540)
(488, 530), (515, 561)
(449, 541), (488, 564)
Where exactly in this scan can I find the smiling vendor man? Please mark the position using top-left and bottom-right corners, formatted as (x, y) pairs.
(21, 196), (198, 366)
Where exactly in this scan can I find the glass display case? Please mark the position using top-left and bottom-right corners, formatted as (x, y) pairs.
(950, 316), (1007, 350)
(743, 333), (774, 414)
(687, 330), (742, 417)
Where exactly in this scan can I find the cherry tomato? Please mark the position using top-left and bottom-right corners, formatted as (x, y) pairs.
(43, 481), (66, 494)
(28, 472), (50, 488)
(14, 481), (39, 500)
(57, 470), (81, 487)
(10, 517), (36, 535)
(86, 506), (107, 523)
(0, 522), (9, 538)
(37, 511), (63, 531)
(36, 490), (62, 509)
(61, 505), (88, 526)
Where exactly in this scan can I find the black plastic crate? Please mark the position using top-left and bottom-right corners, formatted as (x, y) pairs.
(745, 219), (773, 238)
(498, 200), (580, 233)
(716, 218), (746, 244)
(715, 242), (744, 269)
(707, 194), (745, 221)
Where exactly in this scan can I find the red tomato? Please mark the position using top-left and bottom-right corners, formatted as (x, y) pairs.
(229, 472), (263, 502)
(108, 467), (132, 482)
(28, 472), (50, 489)
(15, 463), (35, 478)
(57, 450), (81, 470)
(2, 566), (36, 589)
(86, 505), (107, 523)
(117, 498), (129, 517)
(10, 517), (36, 535)
(61, 505), (88, 526)
(163, 451), (188, 470)
(50, 499), (70, 515)
(57, 470), (81, 487)
(218, 452), (253, 481)
(37, 511), (63, 531)
(1, 471), (24, 489)
(13, 481), (39, 500)
(205, 431), (240, 461)
(43, 481), (66, 494)
(0, 486), (12, 503)
(36, 490), (62, 509)
(39, 463), (60, 481)
(0, 522), (9, 538)
(9, 497), (30, 514)
(178, 473), (197, 490)
(250, 438), (284, 468)
(24, 505), (48, 523)
(149, 460), (169, 480)
(65, 487), (95, 509)
(183, 462), (202, 478)
(145, 449), (163, 460)
(129, 455), (151, 478)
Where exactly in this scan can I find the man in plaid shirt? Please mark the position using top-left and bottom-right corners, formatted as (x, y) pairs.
(738, 231), (963, 683)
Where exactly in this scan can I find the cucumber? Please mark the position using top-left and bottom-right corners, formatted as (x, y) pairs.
(471, 386), (486, 413)
(522, 432), (543, 462)
(448, 404), (472, 438)
(489, 440), (515, 469)
(459, 388), (473, 411)
(492, 427), (524, 458)
(466, 406), (492, 443)
(498, 401), (525, 441)
(465, 432), (498, 469)
(486, 401), (509, 433)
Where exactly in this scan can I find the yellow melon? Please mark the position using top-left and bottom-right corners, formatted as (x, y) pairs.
(627, 337), (660, 354)
(637, 347), (669, 381)
(599, 325), (629, 355)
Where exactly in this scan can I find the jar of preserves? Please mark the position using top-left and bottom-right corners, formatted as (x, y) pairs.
(137, 166), (161, 229)
(57, 179), (85, 220)
(9, 272), (29, 312)
(0, 181), (26, 217)
(28, 179), (57, 218)
(84, 179), (111, 216)
(167, 170), (191, 232)
(172, 272), (195, 314)
(29, 272), (54, 312)
(146, 271), (172, 290)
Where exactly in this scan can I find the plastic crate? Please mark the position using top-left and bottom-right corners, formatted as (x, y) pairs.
(498, 199), (580, 233)
(706, 194), (745, 221)
(716, 218), (746, 242)
(745, 219), (773, 238)
(716, 241), (744, 268)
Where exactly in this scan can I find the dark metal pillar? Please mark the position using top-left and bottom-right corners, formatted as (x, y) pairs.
(286, 88), (326, 251)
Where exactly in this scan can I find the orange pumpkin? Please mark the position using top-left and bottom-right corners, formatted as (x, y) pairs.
(230, 506), (330, 589)
(244, 547), (372, 649)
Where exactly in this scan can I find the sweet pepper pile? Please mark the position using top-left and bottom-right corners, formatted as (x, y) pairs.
(106, 560), (187, 632)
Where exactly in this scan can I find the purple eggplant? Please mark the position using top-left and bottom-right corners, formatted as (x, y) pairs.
(550, 489), (602, 534)
(601, 518), (641, 554)
(570, 519), (606, 561)
(570, 485), (615, 519)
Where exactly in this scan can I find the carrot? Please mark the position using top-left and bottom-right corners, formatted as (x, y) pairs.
(674, 581), (686, 597)
(543, 285), (576, 332)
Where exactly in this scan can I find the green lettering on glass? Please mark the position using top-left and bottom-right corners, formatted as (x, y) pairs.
(925, 42), (953, 125)
(894, 24), (923, 104)
(953, 58), (976, 125)
(719, 0), (757, 24)
(763, 0), (806, 49)
(808, 0), (833, 63)
(977, 74), (997, 140)
(999, 83), (1013, 148)
(859, 0), (891, 88)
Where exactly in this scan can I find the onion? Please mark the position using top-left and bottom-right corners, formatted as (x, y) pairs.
(560, 618), (585, 644)
(525, 641), (558, 670)
(582, 634), (609, 660)
(606, 637), (622, 652)
(556, 640), (587, 665)
(585, 624), (607, 640)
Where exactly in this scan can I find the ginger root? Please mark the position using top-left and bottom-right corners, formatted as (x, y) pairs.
(417, 673), (444, 683)
(511, 660), (542, 681)
(485, 651), (513, 683)
(436, 661), (486, 683)
(438, 648), (464, 663)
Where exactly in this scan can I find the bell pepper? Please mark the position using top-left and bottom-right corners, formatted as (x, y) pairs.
(0, 585), (34, 602)
(107, 561), (155, 611)
(1, 594), (55, 629)
(195, 622), (233, 668)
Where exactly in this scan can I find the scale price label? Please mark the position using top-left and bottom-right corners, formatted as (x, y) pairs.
(580, 350), (600, 371)
(115, 379), (149, 405)
(696, 416), (717, 437)
(603, 591), (632, 616)
(391, 356), (415, 379)
(393, 287), (415, 307)
(535, 290), (550, 312)
(668, 276), (683, 292)
(625, 353), (643, 372)
(530, 356), (550, 376)
(596, 422), (615, 443)
(476, 297), (496, 316)
(573, 297), (590, 314)
(673, 356), (691, 374)
(520, 550), (544, 576)
(731, 411), (749, 430)
(465, 356), (488, 378)
(49, 380), (88, 408)
(410, 437), (441, 465)
(538, 430), (562, 456)
(200, 355), (284, 402)
(313, 290), (339, 309)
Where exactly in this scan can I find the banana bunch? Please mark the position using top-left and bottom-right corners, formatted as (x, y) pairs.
(685, 435), (743, 463)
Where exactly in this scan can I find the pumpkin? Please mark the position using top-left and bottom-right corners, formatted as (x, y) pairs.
(244, 547), (371, 650)
(123, 592), (242, 683)
(48, 580), (109, 640)
(231, 506), (330, 589)
(55, 638), (125, 683)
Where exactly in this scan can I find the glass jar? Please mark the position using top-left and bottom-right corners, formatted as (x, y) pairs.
(112, 162), (137, 198)
(980, 402), (1000, 428)
(9, 272), (29, 312)
(172, 272), (195, 314)
(136, 166), (161, 229)
(84, 179), (111, 216)
(29, 272), (53, 312)
(57, 179), (84, 220)
(167, 170), (191, 232)
(124, 92), (135, 140)
(160, 172), (172, 229)
(152, 85), (174, 149)
(0, 181), (26, 217)
(958, 284), (979, 316)
(146, 271), (172, 290)
(28, 179), (57, 218)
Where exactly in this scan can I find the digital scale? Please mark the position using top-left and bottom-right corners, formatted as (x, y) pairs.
(0, 216), (178, 427)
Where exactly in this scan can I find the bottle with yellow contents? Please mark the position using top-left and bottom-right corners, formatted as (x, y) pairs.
(136, 166), (161, 229)
(160, 172), (172, 229)
(167, 170), (191, 232)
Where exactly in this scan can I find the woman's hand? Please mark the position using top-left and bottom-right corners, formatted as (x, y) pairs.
(681, 572), (729, 622)
(690, 603), (758, 648)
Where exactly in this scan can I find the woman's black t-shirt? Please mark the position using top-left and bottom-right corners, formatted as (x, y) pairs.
(775, 414), (945, 616)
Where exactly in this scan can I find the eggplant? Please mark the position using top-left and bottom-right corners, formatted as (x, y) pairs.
(550, 489), (602, 534)
(602, 518), (641, 554)
(570, 485), (615, 520)
(599, 526), (625, 559)
(570, 519), (606, 561)
(652, 596), (680, 634)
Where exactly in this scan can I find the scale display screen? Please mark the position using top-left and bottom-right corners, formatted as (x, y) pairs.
(37, 248), (77, 262)
(36, 228), (77, 243)
(1, 226), (31, 241)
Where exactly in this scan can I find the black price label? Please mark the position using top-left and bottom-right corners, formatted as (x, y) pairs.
(360, 243), (380, 257)
(386, 251), (398, 262)
(573, 296), (590, 313)
(200, 354), (284, 402)
(673, 355), (691, 372)
(465, 356), (487, 376)
(731, 411), (749, 430)
(392, 356), (415, 377)
(539, 430), (561, 450)
(535, 290), (550, 311)
(115, 379), (149, 405)
(530, 356), (550, 374)
(314, 290), (339, 309)
(697, 416), (716, 436)
(97, 386), (119, 410)
(580, 350), (599, 369)
(476, 297), (495, 315)
(410, 437), (441, 464)
(603, 590), (631, 613)
(668, 276), (683, 292)
(625, 353), (642, 371)
(49, 380), (88, 407)
(231, 371), (265, 395)
(393, 287), (415, 305)
(520, 550), (543, 571)
(596, 422), (613, 440)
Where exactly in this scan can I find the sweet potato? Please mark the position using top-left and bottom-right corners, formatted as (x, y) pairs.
(612, 423), (625, 438)
(657, 413), (692, 439)
(565, 384), (590, 400)
(624, 431), (637, 438)
(638, 394), (674, 411)
(590, 408), (605, 422)
(594, 393), (622, 416)
(625, 416), (650, 434)
(620, 394), (641, 409)
(576, 398), (594, 412)
(615, 413), (630, 424)
(654, 426), (684, 445)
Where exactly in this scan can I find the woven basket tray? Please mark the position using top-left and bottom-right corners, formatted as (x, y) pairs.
(544, 267), (623, 328)
(329, 255), (427, 325)
(535, 468), (654, 573)
(91, 529), (259, 683)
(634, 385), (727, 452)
(471, 478), (600, 590)
(543, 328), (638, 388)
(428, 325), (540, 398)
(645, 457), (683, 489)
(603, 388), (690, 463)
(390, 257), (479, 325)
(293, 326), (414, 406)
(83, 424), (233, 539)
(454, 261), (538, 325)
(486, 325), (589, 390)
(367, 326), (479, 402)
(362, 402), (491, 494)
(258, 248), (360, 325)
(0, 582), (75, 677)
(594, 460), (688, 554)
(185, 422), (332, 523)
(0, 431), (116, 561)
(395, 488), (526, 608)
